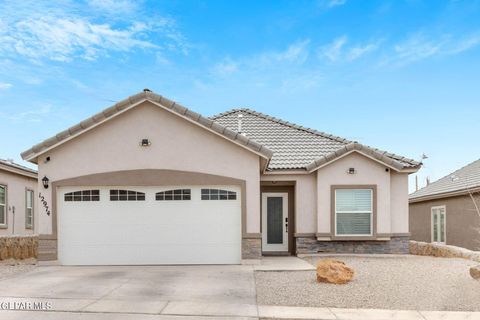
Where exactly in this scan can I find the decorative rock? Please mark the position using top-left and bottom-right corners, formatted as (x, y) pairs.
(470, 265), (480, 280)
(410, 240), (480, 263)
(0, 235), (38, 261)
(316, 259), (354, 284)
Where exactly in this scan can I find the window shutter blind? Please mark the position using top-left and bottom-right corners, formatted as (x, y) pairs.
(335, 189), (372, 235)
(336, 189), (372, 212)
(337, 212), (371, 235)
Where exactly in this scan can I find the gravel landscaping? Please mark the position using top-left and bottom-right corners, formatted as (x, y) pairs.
(0, 259), (36, 280)
(255, 255), (480, 311)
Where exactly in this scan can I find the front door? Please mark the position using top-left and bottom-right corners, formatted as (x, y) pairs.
(262, 193), (288, 252)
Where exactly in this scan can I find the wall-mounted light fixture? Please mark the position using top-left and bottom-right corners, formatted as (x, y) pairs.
(140, 139), (151, 147)
(347, 168), (356, 174)
(42, 176), (50, 189)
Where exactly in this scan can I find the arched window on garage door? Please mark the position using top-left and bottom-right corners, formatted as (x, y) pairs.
(156, 189), (191, 201)
(64, 190), (100, 202)
(110, 190), (145, 201)
(201, 189), (237, 200)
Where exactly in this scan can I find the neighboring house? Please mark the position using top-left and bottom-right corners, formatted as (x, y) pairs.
(410, 159), (480, 251)
(0, 158), (38, 235)
(21, 90), (421, 265)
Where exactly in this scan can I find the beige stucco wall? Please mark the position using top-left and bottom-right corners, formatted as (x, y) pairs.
(261, 153), (411, 237)
(0, 170), (37, 235)
(316, 152), (405, 235)
(260, 173), (317, 234)
(390, 172), (409, 233)
(36, 101), (261, 235)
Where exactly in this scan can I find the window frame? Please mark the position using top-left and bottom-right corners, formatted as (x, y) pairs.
(0, 184), (6, 229)
(156, 189), (191, 201)
(431, 205), (446, 244)
(64, 190), (100, 202)
(109, 189), (145, 201)
(25, 189), (34, 230)
(331, 185), (377, 239)
(201, 189), (237, 201)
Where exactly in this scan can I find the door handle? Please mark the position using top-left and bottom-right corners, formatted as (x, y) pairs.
(285, 217), (288, 233)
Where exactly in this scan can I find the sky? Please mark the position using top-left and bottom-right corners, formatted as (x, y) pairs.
(0, 0), (479, 193)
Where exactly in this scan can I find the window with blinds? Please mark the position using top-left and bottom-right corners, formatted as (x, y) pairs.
(335, 188), (373, 236)
(26, 190), (34, 229)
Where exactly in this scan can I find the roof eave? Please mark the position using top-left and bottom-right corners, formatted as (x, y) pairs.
(0, 163), (37, 179)
(409, 185), (480, 203)
(306, 142), (421, 173)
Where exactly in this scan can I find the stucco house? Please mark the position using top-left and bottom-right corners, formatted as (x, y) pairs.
(21, 90), (421, 265)
(0, 158), (37, 236)
(410, 159), (480, 251)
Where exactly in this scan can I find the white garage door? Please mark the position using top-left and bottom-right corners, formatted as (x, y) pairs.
(57, 186), (241, 265)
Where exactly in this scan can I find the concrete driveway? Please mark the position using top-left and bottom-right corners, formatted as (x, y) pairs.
(0, 265), (258, 319)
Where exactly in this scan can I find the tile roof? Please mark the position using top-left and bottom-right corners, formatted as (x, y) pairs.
(0, 158), (37, 177)
(212, 108), (421, 171)
(20, 90), (419, 173)
(21, 90), (273, 164)
(410, 158), (480, 201)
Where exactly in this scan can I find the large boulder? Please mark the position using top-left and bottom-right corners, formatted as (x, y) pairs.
(316, 259), (354, 284)
(470, 265), (480, 280)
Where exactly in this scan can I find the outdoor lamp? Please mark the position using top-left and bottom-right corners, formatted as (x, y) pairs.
(42, 176), (49, 189)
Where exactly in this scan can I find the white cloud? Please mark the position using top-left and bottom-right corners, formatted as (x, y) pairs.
(0, 82), (12, 90)
(446, 34), (480, 55)
(393, 35), (443, 65)
(0, 1), (186, 62)
(211, 40), (311, 77)
(347, 42), (380, 61)
(212, 58), (238, 76)
(254, 40), (311, 66)
(275, 40), (311, 63)
(318, 36), (348, 62)
(386, 32), (480, 67)
(319, 36), (379, 62)
(326, 0), (347, 8)
(0, 17), (159, 62)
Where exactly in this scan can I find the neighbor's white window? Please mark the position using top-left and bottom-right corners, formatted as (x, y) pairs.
(26, 190), (34, 229)
(431, 206), (446, 243)
(335, 188), (373, 236)
(0, 185), (6, 227)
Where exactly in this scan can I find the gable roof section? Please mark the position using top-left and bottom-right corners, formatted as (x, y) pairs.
(21, 91), (273, 164)
(410, 158), (480, 202)
(211, 108), (421, 172)
(0, 158), (37, 179)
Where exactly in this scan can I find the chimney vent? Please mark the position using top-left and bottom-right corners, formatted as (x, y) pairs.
(237, 113), (243, 135)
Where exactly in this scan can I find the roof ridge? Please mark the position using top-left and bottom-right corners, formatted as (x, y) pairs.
(212, 108), (351, 145)
(411, 158), (480, 196)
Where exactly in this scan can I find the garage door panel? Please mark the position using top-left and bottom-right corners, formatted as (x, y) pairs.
(61, 243), (241, 265)
(58, 186), (241, 265)
(62, 225), (240, 247)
